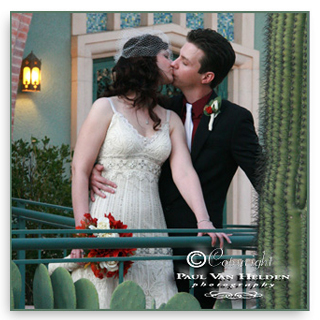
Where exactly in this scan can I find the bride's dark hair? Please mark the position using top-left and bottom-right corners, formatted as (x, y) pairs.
(101, 35), (169, 130)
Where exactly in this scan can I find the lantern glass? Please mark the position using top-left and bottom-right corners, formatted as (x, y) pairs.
(31, 67), (40, 86)
(21, 51), (41, 92)
(23, 66), (31, 87)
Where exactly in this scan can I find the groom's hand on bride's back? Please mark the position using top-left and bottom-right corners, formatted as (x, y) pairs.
(89, 163), (117, 201)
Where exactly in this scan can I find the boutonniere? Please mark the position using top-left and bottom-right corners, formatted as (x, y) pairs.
(203, 96), (222, 131)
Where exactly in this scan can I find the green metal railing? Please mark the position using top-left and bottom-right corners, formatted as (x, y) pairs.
(11, 198), (258, 310)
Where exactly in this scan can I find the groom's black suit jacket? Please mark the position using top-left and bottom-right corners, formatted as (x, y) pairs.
(159, 91), (262, 232)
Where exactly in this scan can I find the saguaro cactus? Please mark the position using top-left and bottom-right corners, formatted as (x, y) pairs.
(258, 13), (308, 309)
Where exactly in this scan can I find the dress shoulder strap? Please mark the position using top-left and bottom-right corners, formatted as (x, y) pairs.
(166, 109), (171, 122)
(106, 97), (117, 113)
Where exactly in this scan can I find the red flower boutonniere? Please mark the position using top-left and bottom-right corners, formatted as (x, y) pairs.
(203, 96), (222, 131)
(75, 213), (136, 279)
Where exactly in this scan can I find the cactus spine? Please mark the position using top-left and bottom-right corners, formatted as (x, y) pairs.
(258, 13), (308, 309)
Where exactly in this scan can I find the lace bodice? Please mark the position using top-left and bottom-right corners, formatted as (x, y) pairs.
(97, 101), (172, 183)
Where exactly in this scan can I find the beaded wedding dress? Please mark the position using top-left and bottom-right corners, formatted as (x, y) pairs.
(49, 98), (178, 309)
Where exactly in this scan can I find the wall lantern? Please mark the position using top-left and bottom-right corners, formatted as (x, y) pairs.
(21, 51), (41, 92)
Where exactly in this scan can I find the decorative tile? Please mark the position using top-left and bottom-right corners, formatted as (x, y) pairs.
(154, 13), (172, 24)
(186, 12), (204, 29)
(218, 13), (234, 41)
(85, 12), (234, 42)
(120, 13), (141, 29)
(87, 13), (107, 33)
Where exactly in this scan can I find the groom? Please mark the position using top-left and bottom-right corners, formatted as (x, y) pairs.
(90, 29), (262, 308)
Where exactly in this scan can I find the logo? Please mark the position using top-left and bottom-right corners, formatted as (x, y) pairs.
(186, 251), (207, 268)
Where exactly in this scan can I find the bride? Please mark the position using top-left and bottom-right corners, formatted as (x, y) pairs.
(68, 30), (229, 309)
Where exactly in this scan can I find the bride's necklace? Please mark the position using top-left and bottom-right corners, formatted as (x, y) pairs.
(120, 97), (150, 126)
(135, 109), (150, 126)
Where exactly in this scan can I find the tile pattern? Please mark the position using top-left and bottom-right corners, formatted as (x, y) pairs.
(218, 13), (234, 41)
(120, 13), (141, 28)
(86, 13), (234, 41)
(87, 13), (107, 33)
(186, 12), (204, 29)
(154, 13), (172, 24)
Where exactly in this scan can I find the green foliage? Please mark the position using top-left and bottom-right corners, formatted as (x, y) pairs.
(33, 264), (54, 309)
(50, 267), (77, 309)
(10, 261), (22, 309)
(11, 136), (72, 208)
(258, 13), (308, 309)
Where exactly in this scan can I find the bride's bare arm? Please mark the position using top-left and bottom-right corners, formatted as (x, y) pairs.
(169, 112), (231, 248)
(71, 98), (113, 258)
(72, 98), (113, 224)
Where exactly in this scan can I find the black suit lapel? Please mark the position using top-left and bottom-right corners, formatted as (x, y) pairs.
(191, 113), (211, 161)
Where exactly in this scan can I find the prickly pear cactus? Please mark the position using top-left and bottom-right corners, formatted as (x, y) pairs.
(109, 280), (146, 310)
(10, 261), (22, 309)
(33, 264), (54, 309)
(10, 286), (15, 309)
(74, 278), (100, 309)
(213, 298), (233, 310)
(109, 280), (200, 310)
(164, 292), (201, 310)
(258, 12), (308, 309)
(50, 267), (76, 309)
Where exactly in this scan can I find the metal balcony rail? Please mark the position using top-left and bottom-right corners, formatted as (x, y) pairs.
(11, 199), (258, 310)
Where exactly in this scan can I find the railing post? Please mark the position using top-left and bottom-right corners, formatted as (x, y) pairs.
(118, 261), (124, 284)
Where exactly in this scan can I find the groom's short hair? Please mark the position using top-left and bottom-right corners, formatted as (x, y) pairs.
(186, 29), (236, 88)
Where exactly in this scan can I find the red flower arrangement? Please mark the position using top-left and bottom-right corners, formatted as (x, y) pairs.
(75, 213), (136, 279)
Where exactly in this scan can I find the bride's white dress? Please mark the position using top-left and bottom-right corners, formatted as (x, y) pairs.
(51, 98), (178, 309)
